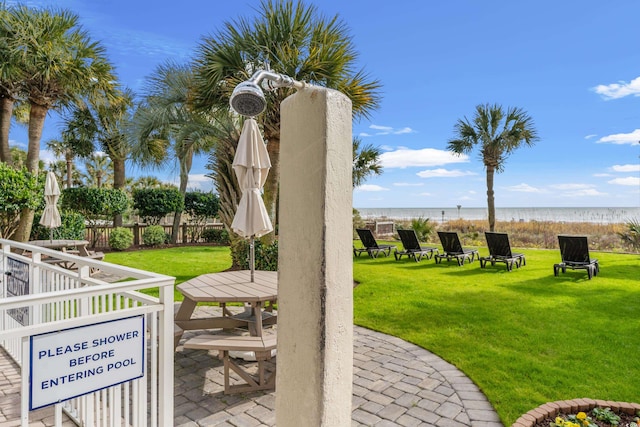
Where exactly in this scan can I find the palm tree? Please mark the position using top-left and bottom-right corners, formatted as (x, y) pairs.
(130, 61), (216, 242)
(9, 5), (117, 241)
(447, 103), (538, 231)
(0, 4), (24, 165)
(82, 153), (113, 188)
(194, 0), (381, 241)
(352, 137), (382, 188)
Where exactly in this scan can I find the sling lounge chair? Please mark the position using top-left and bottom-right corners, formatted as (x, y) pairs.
(480, 232), (525, 271)
(554, 235), (599, 279)
(435, 231), (479, 266)
(394, 229), (439, 262)
(354, 228), (395, 258)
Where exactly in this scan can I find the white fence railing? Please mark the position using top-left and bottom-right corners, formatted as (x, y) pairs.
(0, 239), (175, 427)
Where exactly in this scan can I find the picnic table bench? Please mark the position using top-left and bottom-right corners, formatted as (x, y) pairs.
(183, 333), (277, 394)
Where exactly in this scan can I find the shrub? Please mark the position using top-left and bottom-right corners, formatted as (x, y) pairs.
(109, 227), (133, 251)
(142, 225), (167, 246)
(410, 216), (434, 241)
(618, 218), (640, 252)
(231, 238), (278, 271)
(31, 211), (86, 240)
(202, 228), (229, 244)
(0, 164), (39, 239)
(132, 188), (183, 225)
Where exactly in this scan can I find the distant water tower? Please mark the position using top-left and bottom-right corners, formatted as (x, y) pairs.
(457, 205), (462, 218)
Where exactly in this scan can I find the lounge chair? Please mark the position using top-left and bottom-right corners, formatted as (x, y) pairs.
(480, 232), (525, 271)
(354, 228), (395, 258)
(394, 229), (439, 262)
(435, 231), (479, 266)
(554, 235), (599, 279)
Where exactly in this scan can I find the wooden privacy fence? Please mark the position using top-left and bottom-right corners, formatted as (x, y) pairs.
(85, 223), (225, 248)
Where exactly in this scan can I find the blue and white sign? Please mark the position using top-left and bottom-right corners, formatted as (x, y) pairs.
(29, 315), (145, 410)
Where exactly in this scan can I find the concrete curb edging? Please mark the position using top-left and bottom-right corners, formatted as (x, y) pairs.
(511, 398), (640, 427)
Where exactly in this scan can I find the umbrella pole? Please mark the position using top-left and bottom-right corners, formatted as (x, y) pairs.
(50, 228), (53, 242)
(250, 236), (255, 282)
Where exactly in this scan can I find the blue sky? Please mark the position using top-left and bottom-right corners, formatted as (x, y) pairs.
(8, 0), (640, 208)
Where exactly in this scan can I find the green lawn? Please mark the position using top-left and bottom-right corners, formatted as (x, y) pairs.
(105, 244), (640, 425)
(353, 245), (640, 425)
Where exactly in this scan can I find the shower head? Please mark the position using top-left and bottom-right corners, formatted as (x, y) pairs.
(230, 80), (267, 117)
(229, 70), (307, 117)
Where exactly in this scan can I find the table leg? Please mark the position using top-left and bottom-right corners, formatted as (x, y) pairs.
(174, 298), (197, 348)
(253, 302), (263, 337)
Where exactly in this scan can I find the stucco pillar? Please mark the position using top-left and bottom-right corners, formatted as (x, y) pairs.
(276, 87), (353, 426)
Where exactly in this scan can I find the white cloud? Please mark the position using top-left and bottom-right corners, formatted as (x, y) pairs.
(370, 125), (392, 131)
(39, 149), (57, 166)
(551, 183), (598, 191)
(355, 184), (389, 192)
(597, 129), (640, 145)
(416, 168), (476, 178)
(593, 173), (612, 177)
(393, 182), (424, 187)
(364, 124), (416, 136)
(608, 176), (640, 186)
(419, 192), (432, 196)
(563, 189), (607, 197)
(380, 148), (469, 168)
(584, 134), (597, 140)
(592, 76), (640, 100)
(612, 164), (640, 172)
(505, 183), (543, 193)
(394, 127), (414, 135)
(379, 145), (394, 151)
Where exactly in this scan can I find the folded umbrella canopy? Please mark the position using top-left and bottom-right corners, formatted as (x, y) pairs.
(231, 118), (274, 281)
(39, 171), (62, 242)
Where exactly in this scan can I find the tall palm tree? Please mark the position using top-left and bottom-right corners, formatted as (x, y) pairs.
(0, 4), (24, 165)
(352, 137), (382, 188)
(130, 61), (216, 242)
(194, 0), (381, 240)
(9, 5), (117, 241)
(447, 103), (538, 231)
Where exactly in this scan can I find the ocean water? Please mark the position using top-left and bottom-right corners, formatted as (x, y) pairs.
(355, 207), (640, 224)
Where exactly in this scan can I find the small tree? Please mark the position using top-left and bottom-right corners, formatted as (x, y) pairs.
(132, 188), (183, 225)
(61, 187), (129, 246)
(618, 218), (640, 252)
(0, 164), (39, 239)
(184, 191), (220, 242)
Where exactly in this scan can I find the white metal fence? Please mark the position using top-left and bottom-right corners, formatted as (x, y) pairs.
(0, 239), (175, 427)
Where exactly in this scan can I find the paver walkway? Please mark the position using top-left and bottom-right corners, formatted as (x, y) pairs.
(0, 306), (503, 426)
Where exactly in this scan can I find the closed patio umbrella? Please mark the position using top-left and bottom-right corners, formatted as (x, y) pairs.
(39, 171), (62, 242)
(231, 118), (273, 282)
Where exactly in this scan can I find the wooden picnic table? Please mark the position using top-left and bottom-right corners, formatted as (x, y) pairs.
(174, 270), (278, 348)
(28, 239), (91, 255)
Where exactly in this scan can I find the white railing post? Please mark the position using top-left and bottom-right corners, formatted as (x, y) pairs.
(158, 281), (174, 426)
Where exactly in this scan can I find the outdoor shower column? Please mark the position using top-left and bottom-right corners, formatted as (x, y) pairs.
(276, 87), (353, 426)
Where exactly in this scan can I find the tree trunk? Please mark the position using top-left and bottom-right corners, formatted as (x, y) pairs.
(262, 135), (280, 245)
(112, 157), (126, 227)
(486, 166), (496, 232)
(65, 152), (73, 189)
(172, 151), (192, 244)
(0, 97), (14, 165)
(13, 103), (48, 242)
(26, 104), (46, 173)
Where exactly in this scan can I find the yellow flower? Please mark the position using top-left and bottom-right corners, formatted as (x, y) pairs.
(555, 417), (565, 425)
(576, 412), (587, 420)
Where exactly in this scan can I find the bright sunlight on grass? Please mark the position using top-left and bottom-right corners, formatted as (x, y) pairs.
(354, 246), (639, 425)
(105, 244), (639, 425)
(104, 246), (232, 299)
